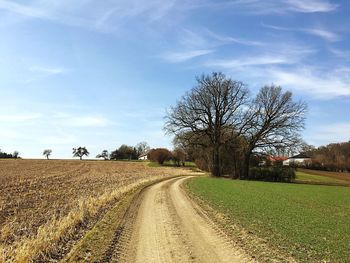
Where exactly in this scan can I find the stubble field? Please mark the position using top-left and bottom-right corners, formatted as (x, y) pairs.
(0, 159), (186, 262)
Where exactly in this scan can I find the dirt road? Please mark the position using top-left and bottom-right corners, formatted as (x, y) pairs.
(111, 176), (248, 263)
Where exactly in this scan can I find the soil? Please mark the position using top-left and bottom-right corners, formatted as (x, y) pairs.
(111, 176), (250, 263)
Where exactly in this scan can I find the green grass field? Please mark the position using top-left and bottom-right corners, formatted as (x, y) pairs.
(186, 177), (350, 262)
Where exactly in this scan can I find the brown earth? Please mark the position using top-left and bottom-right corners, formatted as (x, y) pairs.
(0, 159), (188, 262)
(112, 176), (251, 263)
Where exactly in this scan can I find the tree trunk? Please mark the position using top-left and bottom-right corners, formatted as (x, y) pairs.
(80, 156), (82, 160)
(212, 147), (221, 177)
(241, 153), (251, 179)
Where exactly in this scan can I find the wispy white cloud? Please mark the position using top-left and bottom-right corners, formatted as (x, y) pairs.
(329, 48), (350, 58)
(267, 66), (350, 98)
(161, 49), (214, 62)
(29, 65), (66, 75)
(0, 0), (339, 35)
(204, 42), (316, 69)
(204, 30), (263, 46)
(0, 1), (48, 19)
(0, 0), (181, 31)
(283, 0), (338, 13)
(178, 29), (212, 49)
(162, 28), (263, 63)
(202, 36), (349, 99)
(205, 55), (292, 68)
(262, 23), (340, 42)
(305, 122), (350, 146)
(302, 28), (340, 42)
(0, 113), (42, 122)
(94, 8), (117, 30)
(203, 0), (338, 14)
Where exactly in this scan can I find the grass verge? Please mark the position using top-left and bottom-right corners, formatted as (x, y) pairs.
(185, 177), (350, 263)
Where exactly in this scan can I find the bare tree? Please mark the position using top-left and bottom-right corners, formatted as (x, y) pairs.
(136, 142), (150, 156)
(72, 147), (89, 160)
(13, 151), (19, 158)
(240, 85), (307, 178)
(172, 147), (187, 166)
(310, 141), (350, 172)
(165, 72), (249, 176)
(43, 149), (52, 160)
(96, 150), (109, 160)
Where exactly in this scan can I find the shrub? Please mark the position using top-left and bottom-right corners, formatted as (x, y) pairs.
(248, 167), (295, 182)
(148, 148), (173, 165)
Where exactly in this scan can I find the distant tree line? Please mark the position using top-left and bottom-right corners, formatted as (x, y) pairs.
(0, 149), (19, 159)
(95, 145), (187, 166)
(165, 72), (307, 179)
(106, 143), (187, 166)
(302, 141), (350, 172)
(38, 142), (184, 162)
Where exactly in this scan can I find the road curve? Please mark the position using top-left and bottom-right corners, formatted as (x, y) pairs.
(112, 176), (248, 263)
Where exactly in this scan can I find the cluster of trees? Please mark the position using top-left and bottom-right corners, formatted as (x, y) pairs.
(303, 141), (350, 172)
(0, 149), (19, 159)
(109, 145), (138, 160)
(165, 72), (307, 178)
(108, 142), (150, 160)
(147, 147), (187, 165)
(91, 142), (152, 161)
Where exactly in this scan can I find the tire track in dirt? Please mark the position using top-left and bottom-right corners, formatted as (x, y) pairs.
(111, 176), (249, 263)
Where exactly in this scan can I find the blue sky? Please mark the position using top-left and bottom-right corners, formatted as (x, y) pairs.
(0, 0), (349, 158)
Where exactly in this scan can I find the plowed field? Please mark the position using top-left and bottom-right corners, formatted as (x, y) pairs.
(0, 159), (187, 262)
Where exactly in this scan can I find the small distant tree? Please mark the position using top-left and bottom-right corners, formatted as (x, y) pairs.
(13, 151), (19, 158)
(72, 147), (89, 160)
(96, 150), (109, 160)
(136, 141), (150, 157)
(43, 149), (52, 160)
(149, 148), (173, 165)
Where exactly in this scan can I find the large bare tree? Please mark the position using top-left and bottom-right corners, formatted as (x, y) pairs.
(165, 72), (249, 176)
(240, 85), (307, 178)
